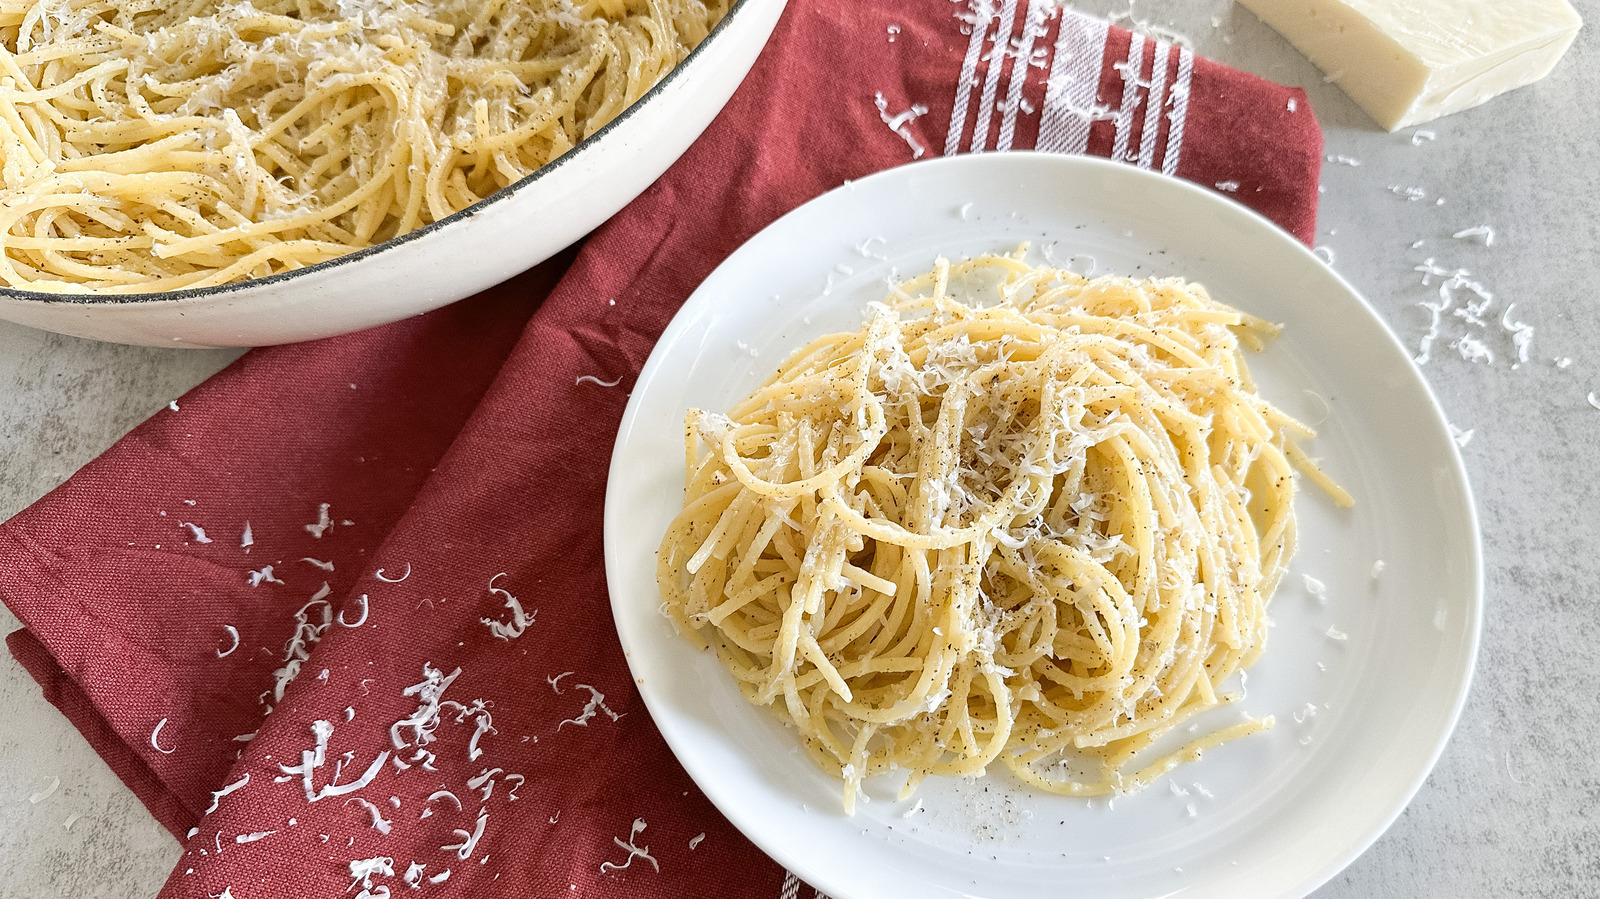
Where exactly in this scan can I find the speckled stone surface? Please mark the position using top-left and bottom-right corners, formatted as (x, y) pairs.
(0, 329), (240, 898)
(2, 2), (1598, 896)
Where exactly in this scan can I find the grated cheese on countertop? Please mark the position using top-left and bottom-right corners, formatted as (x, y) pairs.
(27, 777), (59, 804)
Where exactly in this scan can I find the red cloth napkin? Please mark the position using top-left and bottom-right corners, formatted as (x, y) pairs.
(0, 2), (1321, 896)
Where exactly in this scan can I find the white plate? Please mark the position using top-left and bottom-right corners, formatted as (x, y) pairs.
(604, 152), (1481, 899)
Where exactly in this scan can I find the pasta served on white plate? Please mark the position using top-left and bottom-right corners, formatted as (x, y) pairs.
(657, 249), (1351, 812)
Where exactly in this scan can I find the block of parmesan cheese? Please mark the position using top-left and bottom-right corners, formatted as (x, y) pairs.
(1237, 0), (1583, 130)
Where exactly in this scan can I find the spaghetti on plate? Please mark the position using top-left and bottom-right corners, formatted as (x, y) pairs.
(657, 250), (1351, 812)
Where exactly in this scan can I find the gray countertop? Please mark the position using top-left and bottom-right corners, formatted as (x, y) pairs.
(3, 1), (1598, 895)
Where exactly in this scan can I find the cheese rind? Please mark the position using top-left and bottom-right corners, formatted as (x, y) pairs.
(1237, 0), (1583, 130)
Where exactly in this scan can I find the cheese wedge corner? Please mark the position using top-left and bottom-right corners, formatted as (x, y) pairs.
(1237, 0), (1583, 131)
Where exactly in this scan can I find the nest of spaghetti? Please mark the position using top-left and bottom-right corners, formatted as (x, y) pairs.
(657, 251), (1350, 813)
(0, 0), (727, 292)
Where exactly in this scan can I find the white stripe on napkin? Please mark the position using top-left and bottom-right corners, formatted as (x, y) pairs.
(1136, 39), (1171, 170)
(970, 0), (1020, 152)
(1109, 34), (1145, 164)
(1162, 45), (1195, 176)
(995, 0), (1051, 151)
(945, 0), (995, 156)
(1036, 9), (1109, 155)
